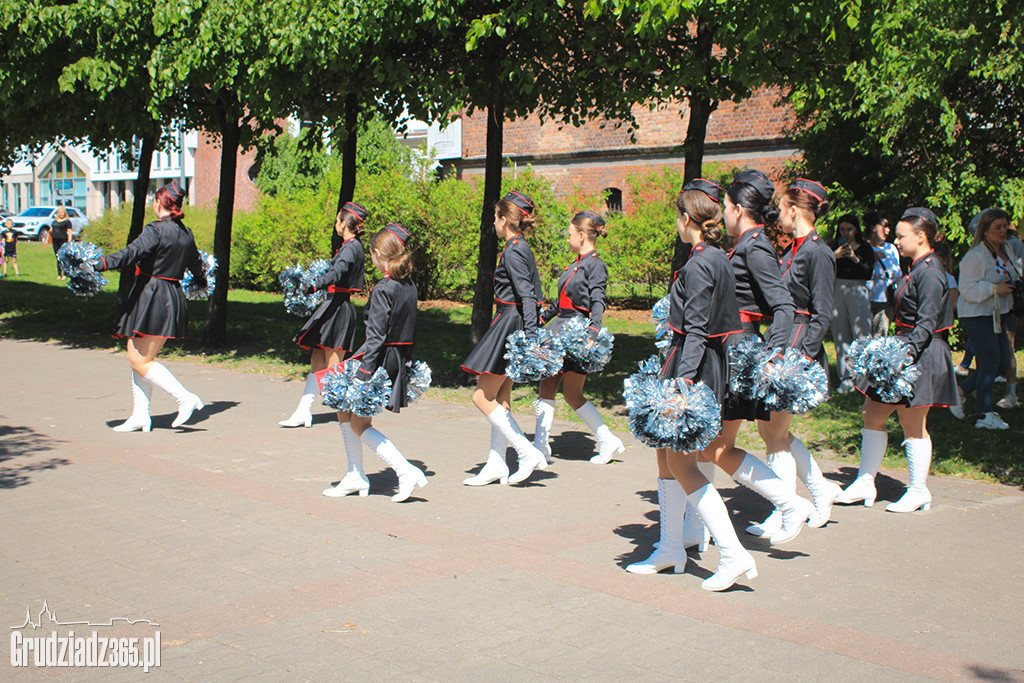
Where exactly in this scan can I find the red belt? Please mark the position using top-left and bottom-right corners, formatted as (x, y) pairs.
(327, 285), (359, 294)
(135, 266), (179, 282)
(739, 311), (770, 323)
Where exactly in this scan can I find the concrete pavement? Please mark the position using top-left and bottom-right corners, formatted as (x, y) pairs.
(1, 338), (1022, 681)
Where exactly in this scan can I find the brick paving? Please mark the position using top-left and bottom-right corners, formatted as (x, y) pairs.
(1, 338), (1022, 681)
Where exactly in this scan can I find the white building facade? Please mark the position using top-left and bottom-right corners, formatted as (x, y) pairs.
(2, 131), (198, 219)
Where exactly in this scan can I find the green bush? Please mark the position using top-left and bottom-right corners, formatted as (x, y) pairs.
(83, 202), (217, 254)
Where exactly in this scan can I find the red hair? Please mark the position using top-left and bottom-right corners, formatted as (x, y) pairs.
(154, 186), (185, 221)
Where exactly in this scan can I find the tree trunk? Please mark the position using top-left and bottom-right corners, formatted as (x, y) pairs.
(671, 16), (715, 279)
(109, 127), (156, 330)
(202, 108), (241, 348)
(469, 50), (506, 348)
(332, 93), (359, 256)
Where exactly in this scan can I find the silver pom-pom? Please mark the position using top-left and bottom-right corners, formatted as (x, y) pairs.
(728, 337), (828, 414)
(849, 336), (921, 403)
(182, 250), (216, 300)
(503, 329), (565, 383)
(280, 259), (330, 317)
(624, 356), (722, 452)
(651, 296), (671, 353)
(320, 361), (392, 417)
(557, 316), (615, 373)
(405, 360), (432, 404)
(57, 241), (108, 296)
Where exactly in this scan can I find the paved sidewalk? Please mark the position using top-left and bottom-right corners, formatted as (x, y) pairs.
(1, 338), (1022, 681)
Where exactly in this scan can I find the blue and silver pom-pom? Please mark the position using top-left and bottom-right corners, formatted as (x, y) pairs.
(503, 329), (565, 383)
(728, 336), (774, 397)
(320, 362), (392, 417)
(182, 250), (216, 300)
(279, 259), (330, 317)
(651, 296), (672, 353)
(557, 316), (615, 373)
(623, 356), (723, 452)
(728, 337), (828, 414)
(759, 347), (829, 414)
(405, 360), (432, 404)
(57, 241), (108, 296)
(849, 336), (920, 403)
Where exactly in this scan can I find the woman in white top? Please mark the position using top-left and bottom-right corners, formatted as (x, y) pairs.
(953, 209), (1018, 430)
(865, 211), (902, 336)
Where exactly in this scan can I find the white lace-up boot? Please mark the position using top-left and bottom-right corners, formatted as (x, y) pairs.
(464, 426), (510, 486)
(144, 362), (204, 428)
(886, 438), (932, 513)
(113, 370), (153, 432)
(360, 428), (426, 502)
(836, 429), (887, 506)
(574, 401), (625, 464)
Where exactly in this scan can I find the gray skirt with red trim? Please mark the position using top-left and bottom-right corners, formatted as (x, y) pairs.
(659, 332), (728, 405)
(112, 276), (187, 338)
(294, 294), (357, 351)
(462, 304), (523, 376)
(542, 313), (590, 376)
(350, 344), (412, 413)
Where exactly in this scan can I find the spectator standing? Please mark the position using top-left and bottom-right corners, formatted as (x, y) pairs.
(51, 206), (74, 280)
(952, 209), (1017, 429)
(2, 219), (18, 277)
(865, 211), (901, 336)
(831, 213), (875, 392)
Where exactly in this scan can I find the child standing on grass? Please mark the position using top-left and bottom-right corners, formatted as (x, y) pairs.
(2, 219), (19, 277)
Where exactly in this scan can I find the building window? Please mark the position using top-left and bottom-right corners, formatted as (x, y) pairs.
(604, 187), (623, 214)
(40, 152), (87, 212)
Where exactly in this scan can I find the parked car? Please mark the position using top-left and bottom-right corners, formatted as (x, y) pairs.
(9, 206), (89, 242)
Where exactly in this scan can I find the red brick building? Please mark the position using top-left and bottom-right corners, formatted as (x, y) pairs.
(448, 88), (796, 212)
(191, 131), (261, 214)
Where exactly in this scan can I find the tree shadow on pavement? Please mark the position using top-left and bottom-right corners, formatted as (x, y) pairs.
(0, 422), (69, 489)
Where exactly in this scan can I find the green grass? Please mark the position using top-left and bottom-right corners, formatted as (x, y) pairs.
(3, 242), (1022, 487)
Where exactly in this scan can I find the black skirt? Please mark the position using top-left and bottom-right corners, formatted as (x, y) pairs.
(659, 332), (728, 405)
(542, 314), (588, 376)
(350, 345), (412, 413)
(721, 326), (771, 422)
(858, 333), (958, 408)
(462, 304), (523, 376)
(112, 276), (187, 338)
(294, 294), (357, 352)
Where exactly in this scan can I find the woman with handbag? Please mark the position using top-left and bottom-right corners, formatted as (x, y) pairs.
(951, 208), (1019, 429)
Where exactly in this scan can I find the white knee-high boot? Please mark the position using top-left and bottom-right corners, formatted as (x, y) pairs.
(745, 450), (796, 537)
(360, 427), (426, 502)
(280, 373), (318, 428)
(886, 438), (932, 513)
(533, 398), (555, 462)
(626, 478), (688, 574)
(144, 362), (204, 428)
(836, 429), (887, 506)
(486, 406), (547, 485)
(790, 436), (842, 527)
(731, 453), (813, 545)
(323, 423), (369, 497)
(574, 401), (625, 464)
(689, 483), (758, 591)
(464, 425), (510, 486)
(113, 370), (153, 432)
(678, 461), (716, 551)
